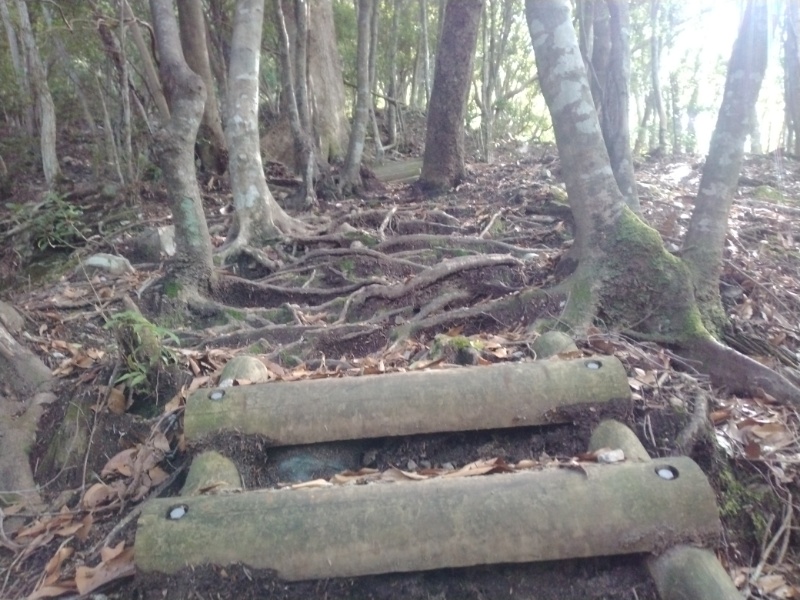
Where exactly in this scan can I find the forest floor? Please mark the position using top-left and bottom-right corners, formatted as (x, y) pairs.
(1, 126), (800, 599)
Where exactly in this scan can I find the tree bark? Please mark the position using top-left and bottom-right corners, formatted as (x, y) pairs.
(682, 0), (768, 330)
(223, 0), (304, 256)
(274, 0), (316, 206)
(149, 0), (215, 291)
(419, 0), (431, 106)
(419, 0), (483, 192)
(14, 0), (60, 186)
(601, 0), (639, 212)
(122, 0), (170, 123)
(368, 0), (384, 164)
(386, 0), (400, 149)
(649, 0), (667, 153)
(0, 0), (33, 135)
(787, 1), (800, 155)
(178, 0), (228, 175)
(340, 0), (372, 192)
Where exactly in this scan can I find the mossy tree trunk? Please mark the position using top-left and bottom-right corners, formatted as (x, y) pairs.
(681, 0), (768, 331)
(149, 0), (216, 296)
(524, 0), (799, 406)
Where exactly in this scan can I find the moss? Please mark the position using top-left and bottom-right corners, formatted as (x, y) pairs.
(717, 462), (780, 545)
(224, 308), (246, 321)
(164, 280), (182, 299)
(344, 231), (378, 247)
(338, 259), (355, 274)
(753, 185), (784, 203)
(247, 341), (268, 354)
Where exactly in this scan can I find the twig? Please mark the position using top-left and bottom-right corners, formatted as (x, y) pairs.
(478, 210), (504, 239)
(88, 463), (186, 558)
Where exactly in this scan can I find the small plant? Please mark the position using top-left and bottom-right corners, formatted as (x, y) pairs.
(105, 311), (179, 396)
(9, 192), (87, 250)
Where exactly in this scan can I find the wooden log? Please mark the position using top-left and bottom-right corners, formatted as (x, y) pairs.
(648, 546), (741, 600)
(184, 357), (630, 445)
(588, 421), (741, 598)
(135, 456), (719, 580)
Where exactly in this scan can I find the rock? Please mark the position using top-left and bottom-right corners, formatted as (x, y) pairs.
(218, 356), (272, 388)
(531, 331), (578, 359)
(130, 226), (176, 262)
(83, 253), (135, 276)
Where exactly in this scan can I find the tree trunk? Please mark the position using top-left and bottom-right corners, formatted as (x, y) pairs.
(14, 0), (60, 186)
(386, 0), (400, 149)
(600, 0), (639, 212)
(525, 0), (800, 407)
(178, 0), (228, 175)
(419, 0), (483, 192)
(274, 0), (316, 206)
(0, 0), (33, 135)
(340, 0), (372, 193)
(669, 71), (681, 155)
(477, 1), (514, 164)
(419, 0), (431, 107)
(118, 0), (134, 182)
(649, 0), (667, 153)
(787, 2), (800, 155)
(122, 0), (171, 123)
(682, 0), (768, 330)
(223, 0), (304, 257)
(149, 0), (215, 291)
(368, 0), (384, 164)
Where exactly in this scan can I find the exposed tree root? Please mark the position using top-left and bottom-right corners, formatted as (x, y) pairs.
(337, 254), (523, 323)
(375, 233), (537, 257)
(677, 337), (800, 407)
(674, 387), (711, 456)
(199, 321), (381, 350)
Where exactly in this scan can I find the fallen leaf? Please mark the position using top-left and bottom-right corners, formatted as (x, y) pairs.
(75, 544), (135, 595)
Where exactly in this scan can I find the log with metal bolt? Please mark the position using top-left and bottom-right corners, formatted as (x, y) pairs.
(135, 357), (738, 597)
(135, 454), (719, 580)
(183, 356), (630, 445)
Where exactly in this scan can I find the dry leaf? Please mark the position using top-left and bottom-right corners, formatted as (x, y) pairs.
(75, 543), (135, 595)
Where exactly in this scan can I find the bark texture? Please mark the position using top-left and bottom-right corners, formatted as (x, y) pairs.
(682, 0), (768, 328)
(419, 0), (483, 192)
(15, 0), (60, 185)
(340, 0), (372, 191)
(178, 0), (228, 174)
(223, 0), (303, 253)
(149, 0), (215, 289)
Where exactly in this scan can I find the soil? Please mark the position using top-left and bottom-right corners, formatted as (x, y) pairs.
(1, 122), (799, 599)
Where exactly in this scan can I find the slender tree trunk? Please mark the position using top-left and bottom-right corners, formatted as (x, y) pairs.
(118, 0), (134, 182)
(386, 0), (400, 149)
(41, 5), (95, 136)
(14, 0), (60, 186)
(669, 71), (681, 155)
(340, 0), (372, 192)
(0, 0), (33, 135)
(274, 0), (316, 206)
(600, 0), (639, 212)
(149, 0), (215, 291)
(784, 0), (800, 155)
(178, 0), (228, 174)
(633, 91), (653, 155)
(419, 0), (483, 192)
(368, 0), (384, 163)
(223, 0), (304, 254)
(123, 0), (170, 123)
(649, 0), (667, 153)
(682, 0), (768, 329)
(419, 0), (431, 107)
